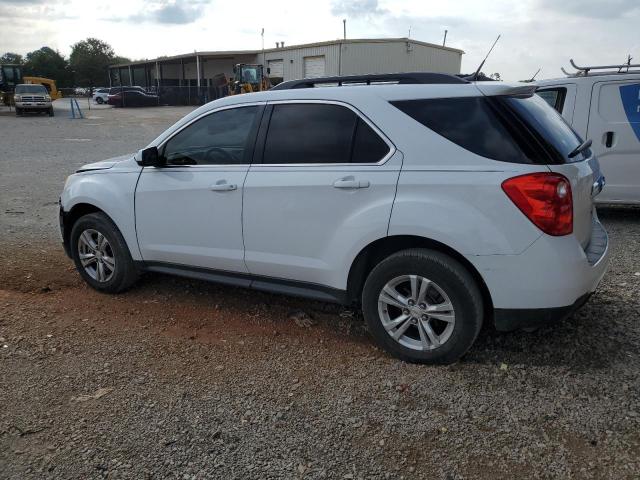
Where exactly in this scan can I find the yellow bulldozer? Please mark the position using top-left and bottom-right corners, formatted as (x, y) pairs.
(24, 76), (62, 99)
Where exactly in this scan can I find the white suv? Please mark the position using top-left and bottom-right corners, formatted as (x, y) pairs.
(59, 73), (610, 364)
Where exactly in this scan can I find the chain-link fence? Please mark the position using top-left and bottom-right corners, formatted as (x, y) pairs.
(57, 85), (234, 107)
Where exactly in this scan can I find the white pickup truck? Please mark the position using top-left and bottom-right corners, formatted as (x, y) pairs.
(536, 60), (640, 204)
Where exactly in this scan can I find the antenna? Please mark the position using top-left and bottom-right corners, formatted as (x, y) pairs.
(471, 35), (500, 81)
(408, 26), (411, 38)
(442, 29), (448, 46)
(529, 67), (541, 82)
(343, 19), (346, 40)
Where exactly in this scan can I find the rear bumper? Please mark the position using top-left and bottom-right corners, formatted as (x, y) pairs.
(494, 293), (591, 331)
(468, 214), (610, 329)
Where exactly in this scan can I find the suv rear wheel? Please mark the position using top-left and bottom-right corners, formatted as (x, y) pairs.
(70, 212), (139, 293)
(362, 249), (483, 364)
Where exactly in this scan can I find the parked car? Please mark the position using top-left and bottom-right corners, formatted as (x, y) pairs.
(74, 87), (88, 96)
(536, 60), (640, 204)
(92, 88), (110, 104)
(59, 73), (609, 364)
(107, 87), (157, 107)
(14, 83), (53, 116)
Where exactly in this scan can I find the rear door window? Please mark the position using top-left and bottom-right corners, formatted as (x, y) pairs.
(262, 103), (389, 164)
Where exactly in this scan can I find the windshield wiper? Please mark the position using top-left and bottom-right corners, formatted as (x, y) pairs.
(568, 139), (592, 158)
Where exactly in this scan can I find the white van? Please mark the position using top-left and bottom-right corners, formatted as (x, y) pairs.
(536, 60), (640, 204)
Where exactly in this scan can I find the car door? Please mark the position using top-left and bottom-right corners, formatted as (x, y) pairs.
(136, 104), (263, 274)
(587, 80), (640, 203)
(242, 101), (402, 291)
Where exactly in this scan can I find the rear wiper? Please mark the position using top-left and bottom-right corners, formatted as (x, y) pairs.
(568, 139), (592, 158)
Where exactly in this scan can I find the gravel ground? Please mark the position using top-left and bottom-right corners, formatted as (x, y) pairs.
(1, 102), (639, 479)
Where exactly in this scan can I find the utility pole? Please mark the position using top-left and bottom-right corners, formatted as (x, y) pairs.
(343, 19), (346, 40)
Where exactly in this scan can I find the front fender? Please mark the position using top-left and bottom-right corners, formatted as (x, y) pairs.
(60, 171), (142, 260)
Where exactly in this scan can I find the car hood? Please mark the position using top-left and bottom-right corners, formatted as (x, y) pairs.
(76, 153), (135, 173)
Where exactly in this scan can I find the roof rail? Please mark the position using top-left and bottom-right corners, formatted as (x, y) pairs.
(564, 58), (640, 76)
(270, 72), (468, 90)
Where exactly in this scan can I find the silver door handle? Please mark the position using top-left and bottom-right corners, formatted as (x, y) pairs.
(210, 182), (237, 192)
(333, 178), (370, 189)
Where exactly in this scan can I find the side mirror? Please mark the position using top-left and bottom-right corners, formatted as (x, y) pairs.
(137, 146), (163, 167)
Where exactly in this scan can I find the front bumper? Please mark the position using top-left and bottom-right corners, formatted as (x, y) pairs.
(468, 214), (610, 331)
(59, 203), (71, 258)
(16, 101), (52, 109)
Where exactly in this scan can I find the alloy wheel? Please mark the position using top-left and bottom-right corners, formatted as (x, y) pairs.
(77, 229), (116, 282)
(377, 275), (456, 351)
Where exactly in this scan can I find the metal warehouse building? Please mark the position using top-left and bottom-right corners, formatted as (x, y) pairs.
(109, 37), (463, 87)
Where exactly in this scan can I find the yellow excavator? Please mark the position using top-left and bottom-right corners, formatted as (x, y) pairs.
(24, 76), (62, 99)
(230, 64), (271, 95)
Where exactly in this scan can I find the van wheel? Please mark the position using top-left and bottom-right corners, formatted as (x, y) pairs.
(70, 212), (139, 293)
(49, 107), (54, 117)
(362, 249), (483, 364)
(96, 97), (104, 104)
(15, 108), (21, 116)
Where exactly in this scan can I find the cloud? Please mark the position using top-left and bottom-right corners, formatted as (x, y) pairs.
(331, 0), (387, 18)
(535, 0), (640, 19)
(127, 0), (209, 25)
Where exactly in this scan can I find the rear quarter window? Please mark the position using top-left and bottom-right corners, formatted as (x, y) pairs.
(391, 95), (586, 164)
(391, 97), (529, 164)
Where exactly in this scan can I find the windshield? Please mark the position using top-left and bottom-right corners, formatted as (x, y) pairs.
(15, 84), (47, 94)
(502, 94), (589, 162)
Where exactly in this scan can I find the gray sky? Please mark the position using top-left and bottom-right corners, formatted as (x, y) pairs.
(1, 0), (639, 80)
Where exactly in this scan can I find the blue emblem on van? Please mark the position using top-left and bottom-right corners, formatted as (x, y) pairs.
(619, 83), (640, 141)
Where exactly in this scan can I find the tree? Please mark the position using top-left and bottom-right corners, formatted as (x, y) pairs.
(69, 38), (115, 87)
(1, 52), (23, 64)
(23, 47), (71, 87)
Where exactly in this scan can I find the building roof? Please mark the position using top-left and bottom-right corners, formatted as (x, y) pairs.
(109, 37), (464, 68)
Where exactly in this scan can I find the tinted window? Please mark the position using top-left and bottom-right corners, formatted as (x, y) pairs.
(352, 119), (390, 163)
(392, 97), (528, 164)
(262, 103), (388, 164)
(15, 84), (47, 94)
(536, 87), (567, 113)
(504, 94), (587, 162)
(392, 96), (585, 164)
(163, 106), (259, 165)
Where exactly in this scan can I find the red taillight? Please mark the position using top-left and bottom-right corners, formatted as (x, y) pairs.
(501, 172), (573, 236)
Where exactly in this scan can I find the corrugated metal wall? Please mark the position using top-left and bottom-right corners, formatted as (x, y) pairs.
(110, 40), (463, 85)
(339, 41), (462, 76)
(263, 44), (340, 81)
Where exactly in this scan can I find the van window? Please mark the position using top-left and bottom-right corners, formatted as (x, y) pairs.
(391, 95), (586, 164)
(536, 87), (567, 113)
(262, 103), (389, 164)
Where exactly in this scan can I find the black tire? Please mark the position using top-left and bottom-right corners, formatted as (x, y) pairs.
(96, 97), (104, 104)
(362, 249), (483, 365)
(48, 107), (54, 117)
(70, 212), (139, 293)
(15, 107), (21, 116)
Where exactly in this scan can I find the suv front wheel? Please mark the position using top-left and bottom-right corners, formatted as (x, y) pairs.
(362, 249), (483, 364)
(70, 212), (139, 293)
